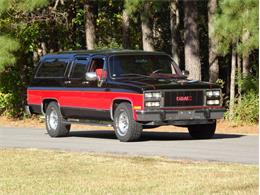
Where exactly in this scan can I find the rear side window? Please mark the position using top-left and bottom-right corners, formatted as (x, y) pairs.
(36, 59), (68, 78)
(70, 58), (89, 79)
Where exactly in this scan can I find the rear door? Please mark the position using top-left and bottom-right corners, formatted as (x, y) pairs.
(61, 56), (90, 118)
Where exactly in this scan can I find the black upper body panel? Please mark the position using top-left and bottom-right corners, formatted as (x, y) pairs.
(30, 50), (220, 93)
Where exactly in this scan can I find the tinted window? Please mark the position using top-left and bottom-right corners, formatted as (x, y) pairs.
(109, 54), (182, 78)
(70, 58), (89, 78)
(36, 59), (68, 78)
(89, 58), (104, 72)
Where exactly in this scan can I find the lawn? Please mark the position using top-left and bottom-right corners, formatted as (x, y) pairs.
(0, 149), (258, 195)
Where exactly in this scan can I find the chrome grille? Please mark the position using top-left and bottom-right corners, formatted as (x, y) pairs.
(164, 90), (204, 107)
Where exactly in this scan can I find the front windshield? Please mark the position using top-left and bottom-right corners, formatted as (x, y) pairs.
(109, 54), (182, 78)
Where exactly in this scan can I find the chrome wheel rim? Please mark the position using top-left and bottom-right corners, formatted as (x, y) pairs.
(117, 111), (129, 136)
(48, 109), (58, 130)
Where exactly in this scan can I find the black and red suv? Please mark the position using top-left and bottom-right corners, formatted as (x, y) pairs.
(26, 50), (225, 142)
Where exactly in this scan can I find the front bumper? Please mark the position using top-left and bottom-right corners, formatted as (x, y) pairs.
(136, 108), (225, 123)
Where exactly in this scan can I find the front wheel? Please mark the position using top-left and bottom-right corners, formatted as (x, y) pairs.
(45, 102), (71, 137)
(188, 121), (216, 139)
(113, 102), (143, 142)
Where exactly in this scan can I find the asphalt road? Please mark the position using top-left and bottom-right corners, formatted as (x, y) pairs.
(0, 126), (258, 164)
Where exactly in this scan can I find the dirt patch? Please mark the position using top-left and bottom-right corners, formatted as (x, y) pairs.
(0, 116), (258, 135)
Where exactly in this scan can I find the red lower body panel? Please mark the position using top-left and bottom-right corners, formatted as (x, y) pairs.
(27, 89), (144, 111)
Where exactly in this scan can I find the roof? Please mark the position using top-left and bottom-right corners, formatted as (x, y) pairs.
(40, 49), (167, 60)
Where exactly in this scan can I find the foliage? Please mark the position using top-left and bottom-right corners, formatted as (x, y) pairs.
(0, 36), (20, 70)
(0, 0), (258, 123)
(226, 91), (259, 125)
(215, 79), (225, 89)
(212, 0), (259, 56)
(0, 0), (48, 13)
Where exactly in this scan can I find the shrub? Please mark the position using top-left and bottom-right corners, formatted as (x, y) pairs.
(226, 91), (259, 125)
(0, 92), (12, 116)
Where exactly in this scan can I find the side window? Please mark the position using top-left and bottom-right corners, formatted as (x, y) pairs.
(70, 58), (89, 79)
(89, 58), (104, 72)
(36, 59), (68, 78)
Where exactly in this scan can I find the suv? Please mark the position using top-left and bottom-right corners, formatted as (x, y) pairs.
(26, 50), (224, 142)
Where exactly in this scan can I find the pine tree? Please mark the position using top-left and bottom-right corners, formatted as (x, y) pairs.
(0, 0), (48, 70)
(212, 0), (259, 119)
(84, 0), (96, 50)
(122, 9), (130, 49)
(184, 0), (201, 80)
(212, 0), (258, 56)
(124, 0), (154, 51)
(170, 0), (180, 65)
(208, 0), (219, 82)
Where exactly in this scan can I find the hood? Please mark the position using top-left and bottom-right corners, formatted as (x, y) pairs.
(113, 77), (220, 91)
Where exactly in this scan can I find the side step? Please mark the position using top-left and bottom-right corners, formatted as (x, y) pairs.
(64, 118), (113, 127)
(40, 116), (113, 127)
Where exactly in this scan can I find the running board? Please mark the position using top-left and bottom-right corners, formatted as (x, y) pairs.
(64, 118), (113, 127)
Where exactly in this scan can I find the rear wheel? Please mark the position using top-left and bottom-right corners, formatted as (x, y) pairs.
(113, 102), (143, 142)
(45, 102), (71, 137)
(188, 121), (216, 139)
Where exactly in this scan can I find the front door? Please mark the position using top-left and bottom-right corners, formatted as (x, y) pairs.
(62, 55), (110, 120)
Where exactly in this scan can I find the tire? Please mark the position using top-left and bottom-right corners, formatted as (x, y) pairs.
(45, 102), (71, 137)
(188, 121), (216, 139)
(113, 102), (143, 142)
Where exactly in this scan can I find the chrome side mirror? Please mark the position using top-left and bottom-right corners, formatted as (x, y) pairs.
(182, 70), (189, 77)
(85, 72), (97, 81)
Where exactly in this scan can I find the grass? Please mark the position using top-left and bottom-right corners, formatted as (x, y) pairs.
(0, 149), (258, 195)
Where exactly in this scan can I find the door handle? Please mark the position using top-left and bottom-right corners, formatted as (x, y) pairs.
(64, 81), (71, 84)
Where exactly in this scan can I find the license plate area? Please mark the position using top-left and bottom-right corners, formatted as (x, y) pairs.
(178, 110), (194, 120)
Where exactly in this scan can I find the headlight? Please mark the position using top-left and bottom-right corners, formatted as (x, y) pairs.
(144, 93), (153, 98)
(207, 100), (220, 105)
(206, 91), (213, 97)
(144, 92), (162, 99)
(145, 101), (160, 107)
(206, 90), (220, 97)
(212, 91), (220, 96)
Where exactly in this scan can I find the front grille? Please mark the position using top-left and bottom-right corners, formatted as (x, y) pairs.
(164, 90), (204, 107)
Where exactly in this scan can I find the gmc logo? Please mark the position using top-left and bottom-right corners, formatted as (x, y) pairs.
(176, 96), (193, 101)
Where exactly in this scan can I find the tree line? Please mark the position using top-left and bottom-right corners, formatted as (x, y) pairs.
(0, 0), (258, 124)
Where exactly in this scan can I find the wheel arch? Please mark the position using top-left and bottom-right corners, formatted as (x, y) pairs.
(42, 98), (59, 114)
(111, 98), (136, 120)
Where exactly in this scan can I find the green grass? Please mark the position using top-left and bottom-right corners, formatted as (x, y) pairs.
(0, 149), (258, 195)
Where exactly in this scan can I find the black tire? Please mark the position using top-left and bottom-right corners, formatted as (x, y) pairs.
(113, 102), (143, 142)
(188, 121), (216, 139)
(45, 102), (71, 137)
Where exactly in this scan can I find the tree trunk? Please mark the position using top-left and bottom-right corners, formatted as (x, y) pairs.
(141, 2), (154, 51)
(208, 0), (219, 83)
(229, 48), (236, 120)
(242, 55), (250, 76)
(122, 9), (130, 49)
(237, 56), (242, 103)
(84, 1), (96, 50)
(41, 42), (47, 55)
(242, 31), (250, 76)
(184, 0), (201, 80)
(170, 0), (180, 65)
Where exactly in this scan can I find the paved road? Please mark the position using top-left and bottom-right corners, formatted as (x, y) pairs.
(0, 126), (258, 164)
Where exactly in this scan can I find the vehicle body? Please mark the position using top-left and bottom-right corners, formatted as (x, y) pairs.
(26, 50), (225, 142)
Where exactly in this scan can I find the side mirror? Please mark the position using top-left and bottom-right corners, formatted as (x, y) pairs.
(85, 72), (97, 81)
(182, 70), (189, 77)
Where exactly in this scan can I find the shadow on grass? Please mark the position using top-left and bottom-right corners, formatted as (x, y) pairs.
(68, 130), (245, 141)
